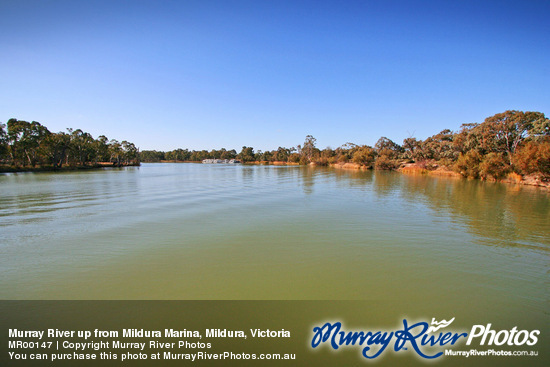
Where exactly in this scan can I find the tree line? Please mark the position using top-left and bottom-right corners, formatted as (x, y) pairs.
(4, 110), (548, 180)
(141, 110), (549, 180)
(0, 118), (139, 169)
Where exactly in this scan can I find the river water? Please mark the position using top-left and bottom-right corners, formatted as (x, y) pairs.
(1, 164), (548, 318)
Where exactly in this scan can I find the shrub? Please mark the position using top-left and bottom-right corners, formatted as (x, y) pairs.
(454, 150), (482, 178)
(479, 153), (511, 180)
(513, 140), (550, 177)
(375, 155), (398, 170)
(352, 146), (376, 167)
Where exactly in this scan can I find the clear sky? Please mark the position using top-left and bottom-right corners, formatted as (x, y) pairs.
(1, 0), (549, 151)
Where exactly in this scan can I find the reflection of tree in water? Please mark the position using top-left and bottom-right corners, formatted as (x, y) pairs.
(331, 168), (375, 188)
(299, 166), (316, 195)
(240, 166), (255, 186)
(240, 165), (548, 253)
(239, 165), (306, 195)
(396, 174), (550, 251)
(371, 170), (404, 197)
(297, 166), (377, 195)
(271, 165), (302, 185)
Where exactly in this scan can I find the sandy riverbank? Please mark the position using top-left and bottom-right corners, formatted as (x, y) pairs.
(328, 161), (549, 190)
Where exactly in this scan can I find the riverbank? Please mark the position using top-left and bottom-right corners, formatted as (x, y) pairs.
(246, 160), (549, 189)
(0, 162), (140, 174)
(155, 160), (300, 166)
(87, 160), (550, 190)
(398, 163), (549, 189)
(248, 161), (300, 166)
(320, 161), (549, 189)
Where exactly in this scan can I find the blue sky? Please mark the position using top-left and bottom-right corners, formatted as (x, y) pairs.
(1, 0), (549, 151)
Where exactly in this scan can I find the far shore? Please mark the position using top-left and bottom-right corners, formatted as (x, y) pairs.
(147, 160), (550, 190)
(8, 159), (545, 190)
(329, 161), (549, 190)
(157, 160), (300, 165)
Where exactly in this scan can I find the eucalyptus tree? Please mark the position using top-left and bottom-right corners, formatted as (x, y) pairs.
(301, 135), (317, 163)
(94, 135), (110, 162)
(351, 145), (376, 167)
(402, 137), (423, 161)
(478, 111), (549, 164)
(68, 128), (95, 165)
(139, 150), (165, 162)
(6, 119), (51, 166)
(272, 147), (291, 162)
(238, 146), (255, 162)
(43, 132), (71, 168)
(108, 139), (123, 164)
(0, 123), (8, 161)
(122, 141), (139, 164)
(374, 137), (403, 158)
(219, 148), (237, 160)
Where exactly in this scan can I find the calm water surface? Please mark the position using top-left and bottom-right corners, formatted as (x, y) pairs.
(1, 163), (548, 319)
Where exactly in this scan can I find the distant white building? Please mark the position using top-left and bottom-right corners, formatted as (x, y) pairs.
(202, 159), (241, 164)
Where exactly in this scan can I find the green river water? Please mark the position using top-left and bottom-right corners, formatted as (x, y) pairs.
(2, 163), (549, 365)
(1, 163), (548, 318)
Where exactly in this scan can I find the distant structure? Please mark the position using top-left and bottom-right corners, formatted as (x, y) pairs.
(202, 159), (241, 164)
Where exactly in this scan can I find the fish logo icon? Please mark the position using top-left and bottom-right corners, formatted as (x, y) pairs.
(427, 317), (455, 333)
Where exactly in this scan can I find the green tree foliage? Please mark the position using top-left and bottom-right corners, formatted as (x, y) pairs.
(453, 123), (481, 155)
(165, 148), (190, 161)
(140, 150), (165, 162)
(288, 147), (300, 163)
(0, 123), (8, 159)
(375, 137), (403, 158)
(237, 146), (255, 162)
(220, 148), (237, 160)
(0, 118), (139, 169)
(333, 143), (354, 163)
(108, 139), (123, 164)
(300, 135), (318, 164)
(42, 132), (70, 168)
(479, 153), (511, 180)
(6, 110), (546, 180)
(374, 137), (402, 169)
(6, 119), (51, 166)
(272, 147), (291, 162)
(94, 135), (110, 162)
(476, 110), (548, 162)
(256, 150), (273, 162)
(122, 141), (139, 164)
(402, 137), (423, 161)
(455, 150), (483, 178)
(317, 146), (334, 165)
(68, 128), (95, 166)
(528, 115), (550, 139)
(351, 145), (376, 167)
(420, 130), (456, 161)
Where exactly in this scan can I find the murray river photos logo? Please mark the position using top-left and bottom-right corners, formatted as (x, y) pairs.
(310, 318), (540, 360)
